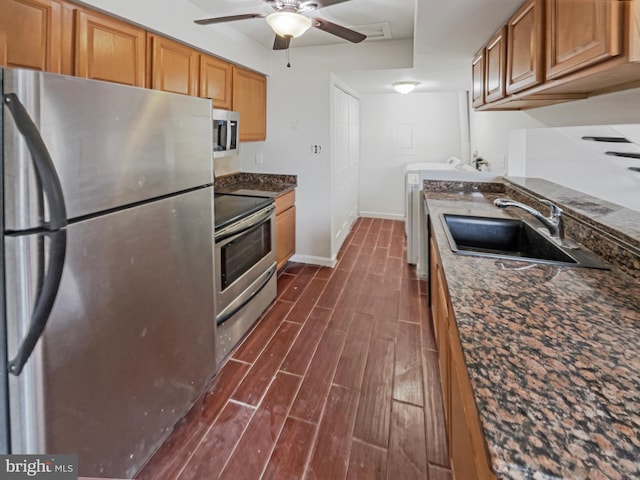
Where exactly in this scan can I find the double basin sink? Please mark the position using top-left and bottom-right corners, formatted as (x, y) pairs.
(441, 213), (609, 269)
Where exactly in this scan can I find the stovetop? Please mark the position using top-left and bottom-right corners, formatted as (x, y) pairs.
(214, 193), (274, 230)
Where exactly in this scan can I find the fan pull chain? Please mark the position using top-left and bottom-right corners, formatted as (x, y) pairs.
(286, 47), (291, 68)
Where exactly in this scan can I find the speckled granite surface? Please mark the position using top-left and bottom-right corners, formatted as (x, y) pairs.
(424, 185), (640, 480)
(215, 172), (297, 197)
(504, 178), (640, 279)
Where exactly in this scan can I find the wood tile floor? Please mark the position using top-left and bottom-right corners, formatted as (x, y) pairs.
(137, 217), (451, 480)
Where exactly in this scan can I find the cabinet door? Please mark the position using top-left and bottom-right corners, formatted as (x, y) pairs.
(506, 0), (543, 94)
(485, 27), (507, 103)
(76, 8), (145, 87)
(275, 190), (295, 270)
(429, 236), (451, 425)
(148, 34), (198, 96)
(276, 205), (295, 270)
(471, 48), (485, 107)
(546, 0), (621, 80)
(450, 360), (480, 480)
(232, 66), (267, 142)
(0, 0), (63, 73)
(200, 54), (232, 109)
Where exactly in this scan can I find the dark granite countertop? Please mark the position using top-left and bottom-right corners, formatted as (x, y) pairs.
(214, 172), (297, 198)
(424, 181), (640, 480)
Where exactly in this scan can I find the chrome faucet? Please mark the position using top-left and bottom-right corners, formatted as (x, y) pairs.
(493, 198), (563, 239)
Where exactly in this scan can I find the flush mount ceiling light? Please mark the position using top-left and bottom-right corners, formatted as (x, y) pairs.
(393, 81), (420, 94)
(266, 11), (312, 38)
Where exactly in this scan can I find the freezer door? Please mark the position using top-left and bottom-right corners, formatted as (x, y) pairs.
(3, 68), (213, 231)
(5, 188), (216, 478)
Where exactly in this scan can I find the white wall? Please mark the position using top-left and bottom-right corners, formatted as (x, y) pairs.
(470, 87), (640, 170)
(513, 125), (640, 211)
(359, 91), (464, 218)
(237, 40), (413, 264)
(470, 87), (640, 210)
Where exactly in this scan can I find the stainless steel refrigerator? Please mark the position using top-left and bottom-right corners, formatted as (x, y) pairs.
(0, 68), (217, 478)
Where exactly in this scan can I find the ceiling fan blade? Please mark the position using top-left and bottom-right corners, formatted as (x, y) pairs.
(273, 35), (291, 50)
(194, 13), (265, 25)
(313, 0), (353, 8)
(312, 18), (366, 43)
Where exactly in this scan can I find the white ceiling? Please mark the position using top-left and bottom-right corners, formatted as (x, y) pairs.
(187, 0), (524, 93)
(188, 0), (416, 48)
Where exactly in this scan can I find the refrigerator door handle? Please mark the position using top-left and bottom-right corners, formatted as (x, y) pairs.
(4, 92), (68, 376)
(7, 230), (67, 376)
(3, 93), (67, 230)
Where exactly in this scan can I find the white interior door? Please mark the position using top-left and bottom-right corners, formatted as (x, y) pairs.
(331, 86), (359, 259)
(347, 95), (360, 229)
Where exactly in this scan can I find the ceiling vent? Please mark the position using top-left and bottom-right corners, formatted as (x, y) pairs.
(350, 21), (392, 41)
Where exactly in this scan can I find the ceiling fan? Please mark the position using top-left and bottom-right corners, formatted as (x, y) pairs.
(194, 0), (367, 50)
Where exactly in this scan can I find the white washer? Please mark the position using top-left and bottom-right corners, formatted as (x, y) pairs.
(405, 160), (499, 278)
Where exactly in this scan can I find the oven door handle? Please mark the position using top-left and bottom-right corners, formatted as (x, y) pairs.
(215, 204), (275, 243)
(216, 262), (276, 326)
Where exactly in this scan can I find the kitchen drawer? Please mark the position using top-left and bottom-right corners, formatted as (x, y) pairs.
(275, 190), (295, 215)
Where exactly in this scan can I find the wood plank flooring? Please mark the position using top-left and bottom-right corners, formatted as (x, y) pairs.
(137, 217), (451, 480)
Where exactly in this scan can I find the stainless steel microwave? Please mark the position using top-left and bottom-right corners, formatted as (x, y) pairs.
(212, 109), (240, 158)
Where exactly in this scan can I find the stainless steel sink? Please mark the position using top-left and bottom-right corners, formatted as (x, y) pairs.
(441, 214), (609, 269)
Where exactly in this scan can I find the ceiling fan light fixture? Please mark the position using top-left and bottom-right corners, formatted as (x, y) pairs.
(393, 81), (420, 94)
(266, 11), (312, 38)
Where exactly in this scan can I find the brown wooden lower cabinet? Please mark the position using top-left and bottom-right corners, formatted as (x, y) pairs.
(275, 190), (295, 270)
(429, 233), (497, 480)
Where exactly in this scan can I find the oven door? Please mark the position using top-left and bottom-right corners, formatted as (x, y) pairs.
(214, 204), (276, 324)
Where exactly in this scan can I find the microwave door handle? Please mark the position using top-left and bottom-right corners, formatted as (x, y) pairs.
(226, 120), (233, 151)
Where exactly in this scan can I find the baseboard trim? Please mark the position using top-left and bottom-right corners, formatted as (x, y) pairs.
(359, 211), (405, 221)
(290, 254), (337, 268)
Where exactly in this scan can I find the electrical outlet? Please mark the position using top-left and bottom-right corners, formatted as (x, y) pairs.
(255, 153), (263, 165)
(407, 173), (420, 185)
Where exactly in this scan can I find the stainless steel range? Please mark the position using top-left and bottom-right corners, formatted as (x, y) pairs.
(214, 193), (277, 365)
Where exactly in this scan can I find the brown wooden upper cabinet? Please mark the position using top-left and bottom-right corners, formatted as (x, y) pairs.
(200, 54), (232, 110)
(232, 66), (267, 142)
(471, 48), (485, 107)
(546, 0), (622, 81)
(148, 33), (198, 96)
(506, 0), (544, 94)
(485, 26), (507, 103)
(0, 0), (70, 73)
(472, 0), (640, 110)
(75, 8), (145, 87)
